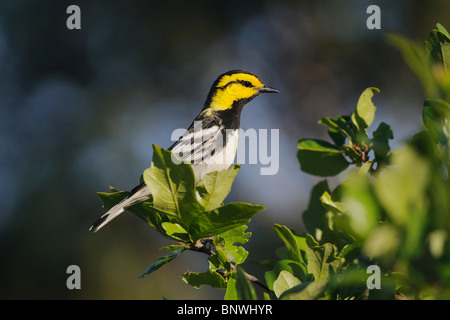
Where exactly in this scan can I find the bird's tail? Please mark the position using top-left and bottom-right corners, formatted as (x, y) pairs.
(89, 203), (125, 233)
(89, 183), (151, 233)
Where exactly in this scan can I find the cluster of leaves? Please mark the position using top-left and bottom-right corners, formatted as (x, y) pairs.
(268, 23), (450, 300)
(297, 86), (392, 177)
(264, 225), (343, 299)
(98, 145), (265, 298)
(388, 23), (450, 165)
(268, 86), (391, 300)
(388, 23), (450, 100)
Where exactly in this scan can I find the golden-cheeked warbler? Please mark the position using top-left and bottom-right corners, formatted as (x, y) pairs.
(89, 70), (278, 232)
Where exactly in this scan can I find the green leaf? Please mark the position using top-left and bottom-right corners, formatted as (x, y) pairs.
(306, 240), (342, 281)
(139, 248), (184, 278)
(302, 181), (329, 243)
(273, 270), (302, 298)
(372, 122), (394, 162)
(297, 139), (349, 176)
(351, 87), (379, 131)
(340, 171), (380, 240)
(293, 233), (308, 254)
(217, 225), (251, 245)
(442, 42), (450, 72)
(423, 98), (450, 145)
(208, 252), (233, 274)
(337, 242), (361, 259)
(424, 28), (450, 70)
(372, 146), (430, 261)
(265, 259), (307, 292)
(320, 191), (345, 214)
(160, 244), (188, 251)
(373, 122), (393, 142)
(161, 222), (191, 242)
(224, 245), (249, 266)
(197, 165), (240, 211)
(235, 266), (257, 300)
(188, 202), (265, 241)
(280, 279), (328, 300)
(214, 226), (251, 265)
(143, 145), (203, 227)
(181, 271), (227, 289)
(139, 202), (165, 230)
(318, 115), (354, 144)
(436, 23), (450, 38)
(362, 225), (400, 260)
(373, 146), (430, 227)
(387, 32), (438, 97)
(305, 233), (319, 248)
(327, 127), (346, 147)
(358, 160), (374, 175)
(428, 229), (447, 258)
(302, 181), (347, 245)
(273, 224), (303, 264)
(224, 275), (238, 300)
(340, 145), (361, 163)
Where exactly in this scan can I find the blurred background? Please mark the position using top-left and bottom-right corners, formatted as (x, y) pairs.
(0, 0), (449, 299)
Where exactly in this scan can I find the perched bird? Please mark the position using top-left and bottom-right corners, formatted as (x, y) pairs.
(89, 70), (278, 232)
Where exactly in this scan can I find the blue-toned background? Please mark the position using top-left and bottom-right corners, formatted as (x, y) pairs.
(0, 0), (448, 299)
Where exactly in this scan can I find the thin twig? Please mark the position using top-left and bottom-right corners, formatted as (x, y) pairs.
(244, 271), (270, 293)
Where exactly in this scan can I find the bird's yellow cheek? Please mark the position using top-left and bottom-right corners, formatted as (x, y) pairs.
(210, 84), (257, 111)
(228, 85), (256, 99)
(210, 90), (235, 110)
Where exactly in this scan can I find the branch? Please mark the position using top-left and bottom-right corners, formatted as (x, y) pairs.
(188, 239), (271, 294)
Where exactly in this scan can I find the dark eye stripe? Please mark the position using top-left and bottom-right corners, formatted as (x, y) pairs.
(219, 80), (254, 89)
(239, 80), (254, 88)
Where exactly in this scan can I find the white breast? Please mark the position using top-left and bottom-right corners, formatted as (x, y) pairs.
(172, 127), (239, 182)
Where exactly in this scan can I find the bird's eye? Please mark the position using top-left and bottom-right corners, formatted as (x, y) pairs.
(242, 81), (253, 88)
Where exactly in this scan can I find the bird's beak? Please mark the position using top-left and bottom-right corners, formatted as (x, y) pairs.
(257, 86), (279, 94)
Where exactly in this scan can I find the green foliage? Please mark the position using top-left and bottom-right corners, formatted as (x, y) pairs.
(265, 228), (345, 300)
(266, 23), (450, 300)
(223, 266), (258, 300)
(97, 23), (450, 300)
(298, 87), (391, 177)
(97, 145), (265, 298)
(387, 23), (450, 100)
